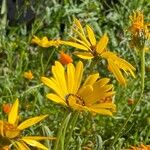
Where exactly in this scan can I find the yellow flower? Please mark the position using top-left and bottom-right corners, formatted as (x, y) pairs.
(62, 18), (136, 85)
(23, 70), (34, 80)
(0, 99), (55, 150)
(31, 36), (62, 48)
(41, 61), (116, 116)
(129, 11), (150, 39)
(130, 144), (150, 150)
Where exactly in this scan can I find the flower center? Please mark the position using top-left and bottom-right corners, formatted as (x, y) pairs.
(65, 94), (85, 106)
(90, 45), (98, 57)
(3, 122), (20, 139)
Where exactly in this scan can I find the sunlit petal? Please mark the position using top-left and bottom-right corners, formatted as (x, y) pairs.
(67, 63), (75, 93)
(96, 33), (108, 54)
(74, 52), (94, 59)
(46, 93), (67, 106)
(17, 115), (48, 130)
(86, 25), (96, 46)
(21, 138), (48, 150)
(62, 41), (89, 51)
(8, 99), (19, 125)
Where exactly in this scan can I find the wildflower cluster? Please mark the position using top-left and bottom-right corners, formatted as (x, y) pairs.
(2, 9), (149, 150)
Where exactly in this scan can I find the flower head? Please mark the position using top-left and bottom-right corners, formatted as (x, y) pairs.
(3, 103), (12, 114)
(31, 36), (62, 48)
(59, 51), (73, 65)
(129, 11), (150, 39)
(23, 70), (34, 80)
(0, 99), (54, 150)
(41, 61), (116, 116)
(130, 144), (150, 150)
(129, 11), (150, 49)
(62, 18), (136, 85)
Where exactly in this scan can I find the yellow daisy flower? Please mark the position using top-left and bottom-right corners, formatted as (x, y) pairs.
(23, 70), (34, 80)
(0, 99), (54, 150)
(62, 18), (135, 85)
(31, 36), (62, 48)
(41, 61), (116, 116)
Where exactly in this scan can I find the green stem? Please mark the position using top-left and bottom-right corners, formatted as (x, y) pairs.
(54, 112), (71, 150)
(109, 49), (145, 149)
(65, 111), (79, 149)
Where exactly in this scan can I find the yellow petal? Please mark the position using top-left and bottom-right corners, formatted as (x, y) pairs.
(108, 59), (126, 85)
(74, 61), (84, 93)
(96, 33), (108, 54)
(78, 85), (93, 99)
(62, 41), (89, 51)
(8, 99), (19, 125)
(46, 93), (67, 106)
(74, 52), (94, 59)
(70, 36), (90, 50)
(87, 107), (113, 116)
(21, 139), (48, 150)
(41, 77), (64, 99)
(0, 120), (4, 136)
(17, 115), (48, 130)
(85, 81), (114, 104)
(73, 28), (91, 47)
(22, 136), (56, 140)
(86, 25), (96, 46)
(74, 18), (85, 37)
(52, 61), (68, 95)
(91, 103), (116, 109)
(15, 141), (30, 150)
(83, 73), (99, 86)
(67, 63), (75, 93)
(96, 78), (110, 87)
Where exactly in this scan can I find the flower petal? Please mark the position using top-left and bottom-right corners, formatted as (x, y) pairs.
(74, 52), (94, 59)
(21, 138), (48, 150)
(46, 93), (67, 106)
(74, 61), (84, 93)
(8, 99), (19, 125)
(96, 33), (108, 54)
(67, 63), (75, 93)
(87, 107), (113, 116)
(41, 77), (64, 99)
(83, 73), (100, 86)
(15, 141), (30, 150)
(52, 61), (68, 96)
(17, 115), (48, 130)
(74, 18), (85, 37)
(62, 41), (89, 51)
(22, 136), (56, 141)
(86, 25), (96, 46)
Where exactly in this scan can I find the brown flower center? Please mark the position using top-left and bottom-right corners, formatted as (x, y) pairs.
(66, 94), (85, 106)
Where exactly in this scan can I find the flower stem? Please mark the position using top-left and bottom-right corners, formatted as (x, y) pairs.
(109, 49), (145, 149)
(65, 111), (79, 149)
(54, 112), (71, 150)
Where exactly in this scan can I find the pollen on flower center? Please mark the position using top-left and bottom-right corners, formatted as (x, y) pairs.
(3, 122), (20, 138)
(65, 94), (85, 106)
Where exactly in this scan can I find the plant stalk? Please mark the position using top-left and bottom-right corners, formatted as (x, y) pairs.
(109, 48), (145, 149)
